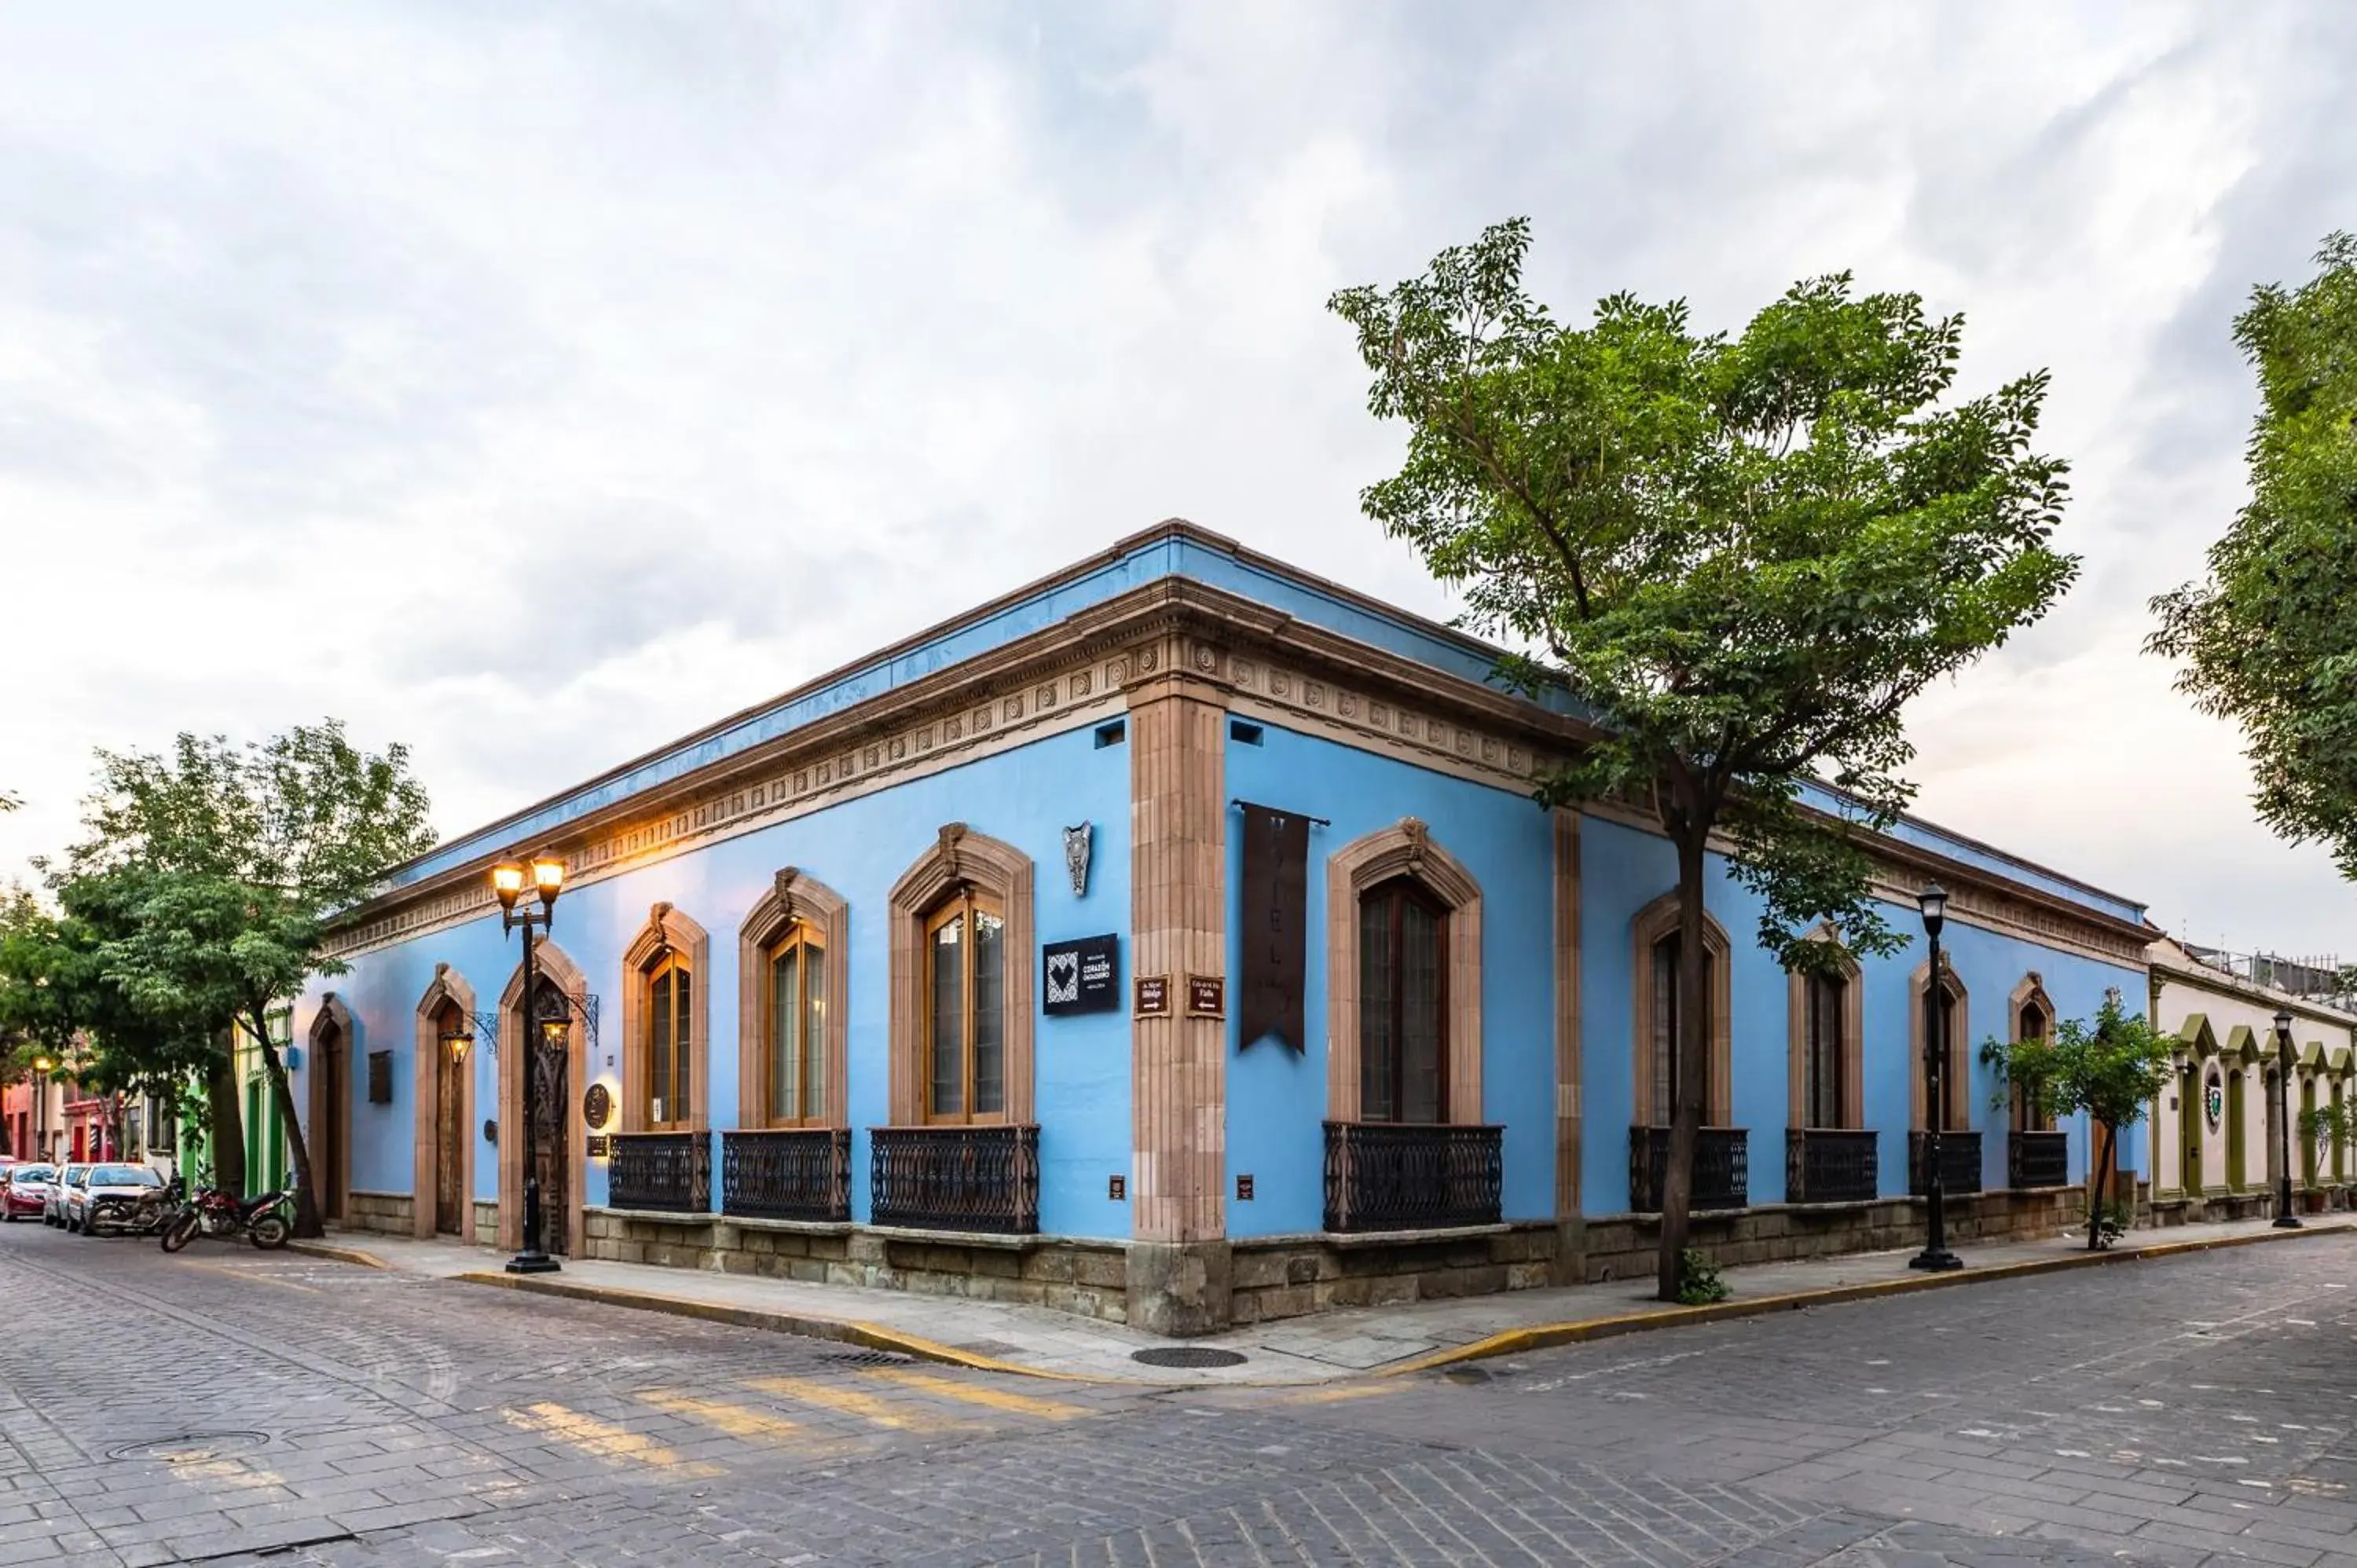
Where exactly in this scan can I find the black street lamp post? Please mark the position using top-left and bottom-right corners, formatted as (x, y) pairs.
(1910, 882), (1964, 1272)
(494, 855), (568, 1274)
(2273, 1008), (2302, 1230)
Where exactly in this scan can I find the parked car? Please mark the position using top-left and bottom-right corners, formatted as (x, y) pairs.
(2, 1163), (57, 1222)
(69, 1163), (170, 1236)
(45, 1164), (90, 1227)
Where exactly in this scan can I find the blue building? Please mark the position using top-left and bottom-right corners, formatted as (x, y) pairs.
(293, 522), (2152, 1334)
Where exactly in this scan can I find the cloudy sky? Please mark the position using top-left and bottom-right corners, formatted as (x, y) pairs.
(2, 2), (2352, 956)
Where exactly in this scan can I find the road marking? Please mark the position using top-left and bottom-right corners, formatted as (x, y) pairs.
(746, 1375), (972, 1431)
(867, 1366), (1094, 1420)
(638, 1390), (805, 1442)
(178, 1258), (321, 1294)
(504, 1401), (721, 1475)
(1279, 1384), (1402, 1405)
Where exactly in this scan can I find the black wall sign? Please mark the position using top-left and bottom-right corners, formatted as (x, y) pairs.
(1239, 803), (1309, 1051)
(1044, 934), (1120, 1016)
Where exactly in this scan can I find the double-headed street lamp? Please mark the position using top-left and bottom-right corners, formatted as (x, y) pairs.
(493, 853), (567, 1274)
(1909, 882), (1964, 1273)
(2273, 1007), (2301, 1230)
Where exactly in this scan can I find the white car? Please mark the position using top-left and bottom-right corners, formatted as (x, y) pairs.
(68, 1163), (169, 1236)
(45, 1163), (90, 1227)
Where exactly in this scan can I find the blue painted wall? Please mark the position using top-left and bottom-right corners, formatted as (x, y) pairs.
(1578, 813), (2147, 1215)
(305, 718), (1134, 1239)
(1223, 720), (1559, 1238)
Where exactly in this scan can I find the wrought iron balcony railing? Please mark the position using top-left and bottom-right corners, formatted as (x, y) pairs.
(1321, 1121), (1503, 1233)
(1785, 1128), (1878, 1205)
(607, 1130), (710, 1215)
(1629, 1126), (1749, 1213)
(721, 1128), (851, 1222)
(1908, 1130), (1983, 1196)
(869, 1124), (1039, 1234)
(2007, 1129), (2070, 1190)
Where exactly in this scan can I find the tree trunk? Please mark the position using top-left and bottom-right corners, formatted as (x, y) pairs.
(249, 1011), (324, 1240)
(2086, 1121), (2115, 1251)
(206, 1053), (247, 1196)
(1656, 828), (1712, 1302)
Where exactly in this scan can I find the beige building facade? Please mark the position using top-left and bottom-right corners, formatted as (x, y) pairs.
(2147, 936), (2356, 1223)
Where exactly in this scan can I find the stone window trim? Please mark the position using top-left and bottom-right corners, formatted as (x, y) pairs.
(409, 963), (478, 1241)
(736, 868), (851, 1130)
(620, 903), (711, 1134)
(885, 824), (1035, 1127)
(1629, 890), (1733, 1128)
(2007, 973), (2058, 1131)
(304, 993), (357, 1220)
(1908, 956), (1971, 1132)
(497, 936), (590, 1258)
(1325, 818), (1484, 1127)
(1783, 927), (1864, 1130)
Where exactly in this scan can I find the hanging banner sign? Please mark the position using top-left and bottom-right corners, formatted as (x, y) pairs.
(1238, 803), (1309, 1051)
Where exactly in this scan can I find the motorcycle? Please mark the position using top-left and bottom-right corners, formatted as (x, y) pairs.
(160, 1184), (295, 1252)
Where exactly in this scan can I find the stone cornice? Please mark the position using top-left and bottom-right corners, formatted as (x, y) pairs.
(331, 573), (2147, 970)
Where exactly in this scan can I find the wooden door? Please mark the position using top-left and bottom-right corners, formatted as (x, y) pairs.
(531, 1029), (570, 1256)
(434, 1037), (464, 1235)
(321, 1031), (346, 1222)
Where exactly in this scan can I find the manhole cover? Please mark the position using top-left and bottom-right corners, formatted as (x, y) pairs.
(109, 1431), (272, 1463)
(1131, 1346), (1248, 1368)
(822, 1349), (916, 1368)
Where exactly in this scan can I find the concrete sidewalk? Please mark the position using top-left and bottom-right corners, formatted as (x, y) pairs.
(293, 1212), (2357, 1387)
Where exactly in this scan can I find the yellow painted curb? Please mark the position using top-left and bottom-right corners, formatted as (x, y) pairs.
(1380, 1218), (2357, 1377)
(284, 1240), (392, 1270)
(454, 1270), (1101, 1383)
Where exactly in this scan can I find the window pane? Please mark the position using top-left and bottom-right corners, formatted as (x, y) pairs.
(803, 941), (826, 1121)
(771, 947), (802, 1123)
(1359, 892), (1398, 1122)
(973, 908), (1005, 1115)
(930, 916), (964, 1116)
(1808, 973), (1844, 1129)
(1401, 896), (1445, 1124)
(651, 969), (673, 1123)
(674, 966), (692, 1115)
(1652, 933), (1680, 1127)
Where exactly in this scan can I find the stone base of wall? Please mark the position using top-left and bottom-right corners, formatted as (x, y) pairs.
(342, 1191), (413, 1237)
(2150, 1185), (2352, 1227)
(1576, 1186), (2089, 1286)
(474, 1200), (497, 1248)
(1230, 1225), (1556, 1327)
(578, 1211), (1132, 1324)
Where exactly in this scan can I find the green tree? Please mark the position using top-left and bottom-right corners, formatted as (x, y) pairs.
(1331, 219), (2077, 1299)
(2150, 233), (2357, 871)
(68, 722), (434, 1236)
(1983, 992), (2174, 1249)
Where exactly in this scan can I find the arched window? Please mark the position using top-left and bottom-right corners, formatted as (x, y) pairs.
(1913, 965), (1969, 1131)
(1804, 971), (1848, 1130)
(644, 951), (692, 1130)
(765, 922), (827, 1125)
(2013, 998), (2049, 1130)
(926, 886), (1006, 1123)
(1630, 893), (1732, 1128)
(1359, 877), (1448, 1123)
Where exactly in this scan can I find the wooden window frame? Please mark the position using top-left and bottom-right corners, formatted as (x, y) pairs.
(1629, 891), (1732, 1129)
(1358, 874), (1451, 1125)
(922, 886), (1010, 1124)
(620, 903), (710, 1135)
(736, 868), (850, 1131)
(1909, 957), (1970, 1132)
(885, 825), (1034, 1127)
(1325, 819), (1483, 1127)
(2007, 973), (2056, 1132)
(643, 952), (694, 1132)
(1784, 929), (1864, 1130)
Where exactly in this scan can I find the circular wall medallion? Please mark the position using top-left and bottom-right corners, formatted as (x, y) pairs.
(2204, 1064), (2225, 1132)
(583, 1083), (614, 1131)
(482, 1118), (498, 1145)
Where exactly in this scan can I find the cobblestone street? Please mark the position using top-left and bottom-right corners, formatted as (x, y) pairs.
(5, 1224), (2356, 1566)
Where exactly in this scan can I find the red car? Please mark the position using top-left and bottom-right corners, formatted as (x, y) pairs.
(2, 1163), (57, 1221)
